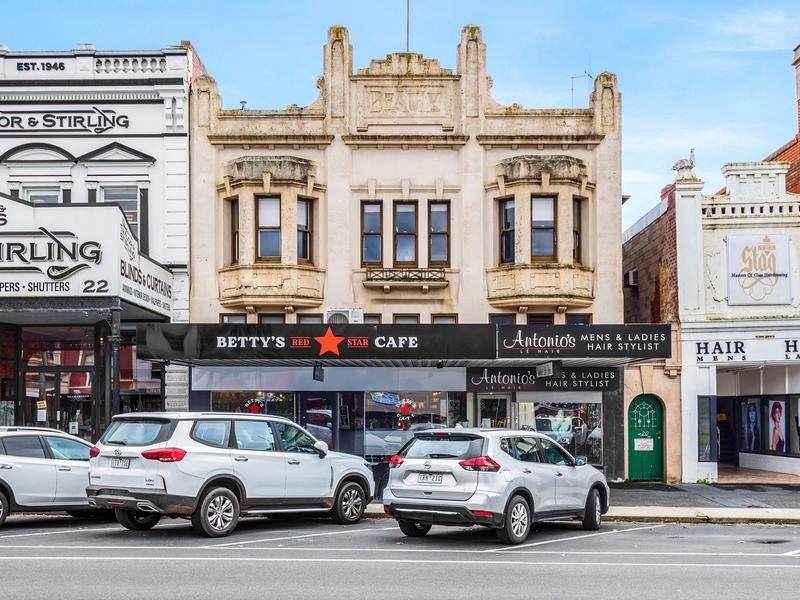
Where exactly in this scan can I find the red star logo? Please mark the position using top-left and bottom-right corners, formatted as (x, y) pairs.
(314, 327), (345, 357)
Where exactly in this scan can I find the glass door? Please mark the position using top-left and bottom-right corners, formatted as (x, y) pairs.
(24, 371), (58, 428)
(58, 370), (94, 441)
(477, 395), (512, 428)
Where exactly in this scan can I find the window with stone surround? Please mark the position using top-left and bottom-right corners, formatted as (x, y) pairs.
(361, 201), (382, 265)
(532, 196), (556, 261)
(297, 198), (313, 263)
(428, 201), (450, 266)
(573, 197), (583, 264)
(257, 196), (281, 260)
(229, 197), (239, 265)
(499, 198), (515, 264)
(393, 201), (418, 266)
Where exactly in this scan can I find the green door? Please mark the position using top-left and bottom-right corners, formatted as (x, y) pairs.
(628, 395), (664, 481)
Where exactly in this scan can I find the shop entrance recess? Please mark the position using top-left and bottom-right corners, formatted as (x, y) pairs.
(628, 394), (664, 481)
(477, 394), (515, 429)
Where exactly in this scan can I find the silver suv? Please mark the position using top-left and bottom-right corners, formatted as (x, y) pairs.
(382, 429), (609, 544)
(87, 413), (375, 537)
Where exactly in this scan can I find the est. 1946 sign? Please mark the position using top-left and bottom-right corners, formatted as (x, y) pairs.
(0, 196), (172, 317)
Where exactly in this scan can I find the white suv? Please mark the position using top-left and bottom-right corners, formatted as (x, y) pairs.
(87, 412), (375, 537)
(0, 427), (95, 527)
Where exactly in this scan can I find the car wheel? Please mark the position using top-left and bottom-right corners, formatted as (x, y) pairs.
(496, 495), (531, 545)
(582, 488), (602, 531)
(191, 487), (240, 538)
(330, 481), (366, 525)
(114, 509), (161, 531)
(398, 520), (432, 537)
(0, 491), (9, 528)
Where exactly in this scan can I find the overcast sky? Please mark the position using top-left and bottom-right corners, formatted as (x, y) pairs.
(3, 0), (799, 228)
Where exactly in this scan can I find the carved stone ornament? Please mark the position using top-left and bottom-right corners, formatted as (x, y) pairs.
(498, 155), (589, 187)
(224, 156), (316, 185)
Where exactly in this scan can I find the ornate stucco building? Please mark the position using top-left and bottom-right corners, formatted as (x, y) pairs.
(185, 25), (631, 478)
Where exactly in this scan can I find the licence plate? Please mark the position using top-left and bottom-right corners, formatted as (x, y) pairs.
(110, 458), (130, 469)
(417, 473), (443, 484)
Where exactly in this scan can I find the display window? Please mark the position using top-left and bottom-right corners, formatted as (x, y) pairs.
(519, 401), (602, 465)
(211, 391), (295, 420)
(364, 391), (466, 461)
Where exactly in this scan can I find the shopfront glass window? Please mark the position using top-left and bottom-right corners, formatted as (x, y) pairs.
(520, 401), (602, 466)
(22, 327), (95, 368)
(211, 391), (295, 420)
(0, 329), (15, 426)
(789, 396), (800, 457)
(119, 333), (162, 413)
(698, 395), (717, 462)
(364, 391), (466, 461)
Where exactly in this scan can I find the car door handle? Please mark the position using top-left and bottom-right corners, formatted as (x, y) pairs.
(556, 472), (564, 477)
(287, 458), (301, 465)
(234, 456), (249, 462)
(57, 466), (72, 472)
(522, 468), (532, 474)
(0, 464), (11, 470)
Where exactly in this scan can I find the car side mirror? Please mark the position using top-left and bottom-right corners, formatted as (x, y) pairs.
(313, 440), (329, 457)
(575, 456), (587, 466)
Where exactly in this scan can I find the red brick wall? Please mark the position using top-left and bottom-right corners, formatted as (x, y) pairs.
(769, 135), (800, 194)
(622, 184), (679, 324)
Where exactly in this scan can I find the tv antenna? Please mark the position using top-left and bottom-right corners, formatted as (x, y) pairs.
(405, 0), (411, 52)
(570, 53), (593, 110)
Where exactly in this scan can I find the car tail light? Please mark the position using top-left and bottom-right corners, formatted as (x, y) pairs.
(459, 456), (501, 472)
(141, 448), (187, 463)
(432, 431), (449, 437)
(470, 510), (493, 518)
(388, 454), (404, 467)
(383, 504), (391, 512)
(89, 446), (100, 458)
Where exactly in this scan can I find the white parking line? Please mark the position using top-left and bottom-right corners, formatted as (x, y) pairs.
(0, 526), (121, 540)
(0, 555), (796, 569)
(489, 524), (668, 552)
(782, 548), (800, 556)
(208, 526), (397, 548)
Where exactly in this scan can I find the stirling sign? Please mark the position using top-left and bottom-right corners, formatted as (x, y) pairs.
(0, 195), (172, 317)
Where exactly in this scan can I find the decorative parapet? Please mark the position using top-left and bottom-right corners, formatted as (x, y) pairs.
(497, 155), (589, 188)
(355, 52), (454, 77)
(223, 155), (316, 186)
(486, 264), (594, 308)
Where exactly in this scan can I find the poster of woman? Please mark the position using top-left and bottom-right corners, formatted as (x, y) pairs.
(769, 400), (785, 453)
(741, 400), (760, 452)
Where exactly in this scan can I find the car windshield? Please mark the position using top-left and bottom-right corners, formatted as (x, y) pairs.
(101, 419), (172, 446)
(402, 435), (483, 460)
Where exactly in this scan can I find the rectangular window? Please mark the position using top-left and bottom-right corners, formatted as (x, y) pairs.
(532, 196), (556, 261)
(527, 314), (554, 325)
(257, 196), (281, 260)
(363, 314), (382, 324)
(229, 198), (239, 264)
(2, 435), (46, 458)
(573, 197), (583, 264)
(499, 199), (515, 264)
(393, 314), (420, 325)
(259, 314), (285, 324)
(298, 314), (323, 324)
(432, 314), (457, 324)
(234, 419), (276, 451)
(220, 314), (246, 324)
(429, 201), (450, 266)
(394, 201), (417, 265)
(489, 314), (515, 326)
(25, 187), (60, 205)
(698, 395), (717, 462)
(103, 187), (139, 238)
(361, 202), (382, 265)
(297, 198), (312, 263)
(566, 314), (591, 325)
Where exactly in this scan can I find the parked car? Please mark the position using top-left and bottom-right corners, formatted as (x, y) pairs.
(0, 426), (96, 527)
(535, 416), (588, 453)
(383, 428), (609, 544)
(86, 412), (375, 537)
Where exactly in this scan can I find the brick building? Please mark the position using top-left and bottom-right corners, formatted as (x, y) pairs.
(764, 43), (800, 193)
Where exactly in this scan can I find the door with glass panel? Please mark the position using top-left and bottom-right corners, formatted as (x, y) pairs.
(477, 395), (512, 428)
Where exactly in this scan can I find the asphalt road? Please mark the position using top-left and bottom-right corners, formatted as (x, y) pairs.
(0, 513), (798, 600)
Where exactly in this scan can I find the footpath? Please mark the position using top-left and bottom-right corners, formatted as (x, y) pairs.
(368, 482), (800, 524)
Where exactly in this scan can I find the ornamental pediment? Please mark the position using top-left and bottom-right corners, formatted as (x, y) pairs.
(498, 155), (589, 187)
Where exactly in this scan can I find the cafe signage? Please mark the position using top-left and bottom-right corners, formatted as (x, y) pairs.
(467, 367), (619, 392)
(136, 324), (497, 361)
(0, 195), (172, 317)
(497, 325), (671, 359)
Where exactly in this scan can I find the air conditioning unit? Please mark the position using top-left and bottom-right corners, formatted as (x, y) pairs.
(324, 308), (364, 324)
(624, 268), (639, 288)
